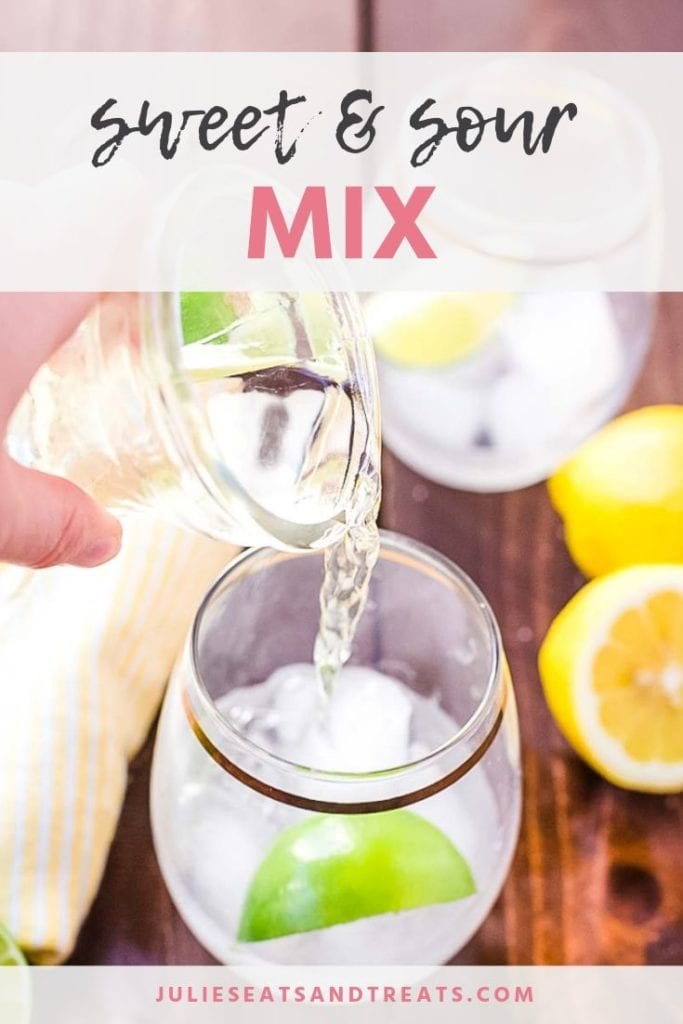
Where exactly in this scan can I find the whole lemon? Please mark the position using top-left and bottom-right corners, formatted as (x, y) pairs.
(549, 405), (683, 578)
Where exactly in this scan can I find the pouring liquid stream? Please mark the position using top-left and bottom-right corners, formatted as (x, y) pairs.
(313, 487), (381, 699)
(184, 295), (383, 704)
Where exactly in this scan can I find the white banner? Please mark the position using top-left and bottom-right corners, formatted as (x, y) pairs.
(1, 966), (681, 1023)
(0, 52), (680, 290)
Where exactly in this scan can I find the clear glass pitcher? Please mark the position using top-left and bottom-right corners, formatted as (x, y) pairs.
(7, 291), (380, 550)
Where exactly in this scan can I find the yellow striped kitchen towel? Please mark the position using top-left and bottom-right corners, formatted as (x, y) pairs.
(0, 516), (237, 965)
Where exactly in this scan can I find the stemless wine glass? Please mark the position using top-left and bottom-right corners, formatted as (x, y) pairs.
(151, 531), (521, 965)
(370, 59), (660, 492)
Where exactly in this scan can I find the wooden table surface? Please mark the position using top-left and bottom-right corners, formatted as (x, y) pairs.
(4, 0), (683, 50)
(5, 0), (677, 970)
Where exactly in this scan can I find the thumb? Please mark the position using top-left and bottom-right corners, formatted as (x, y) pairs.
(0, 459), (122, 569)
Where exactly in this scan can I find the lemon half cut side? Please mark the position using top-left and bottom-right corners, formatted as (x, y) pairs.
(539, 565), (683, 793)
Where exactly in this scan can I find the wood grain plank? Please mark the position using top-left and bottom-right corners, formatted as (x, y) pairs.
(373, 0), (527, 51)
(379, 297), (683, 966)
(0, 0), (359, 51)
(372, 0), (683, 50)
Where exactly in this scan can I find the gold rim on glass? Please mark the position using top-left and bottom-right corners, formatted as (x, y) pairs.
(182, 531), (507, 814)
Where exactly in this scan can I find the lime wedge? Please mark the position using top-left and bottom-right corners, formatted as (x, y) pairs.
(0, 923), (29, 1024)
(366, 292), (510, 368)
(238, 810), (475, 942)
(0, 922), (25, 966)
(180, 292), (297, 379)
(179, 292), (346, 381)
(180, 292), (239, 346)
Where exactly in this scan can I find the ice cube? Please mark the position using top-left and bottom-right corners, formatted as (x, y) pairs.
(379, 361), (485, 451)
(505, 292), (621, 406)
(487, 293), (622, 454)
(268, 663), (321, 747)
(180, 786), (273, 929)
(487, 369), (568, 451)
(299, 666), (413, 772)
(222, 665), (415, 772)
(218, 664), (320, 752)
(240, 900), (477, 965)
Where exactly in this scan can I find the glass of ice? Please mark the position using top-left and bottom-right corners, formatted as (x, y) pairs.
(372, 292), (654, 492)
(151, 532), (521, 965)
(370, 60), (659, 492)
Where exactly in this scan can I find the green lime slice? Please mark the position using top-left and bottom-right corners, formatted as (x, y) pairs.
(238, 810), (475, 942)
(180, 292), (239, 346)
(0, 923), (30, 1024)
(179, 292), (345, 381)
(0, 923), (25, 966)
(299, 292), (340, 362)
(180, 291), (296, 379)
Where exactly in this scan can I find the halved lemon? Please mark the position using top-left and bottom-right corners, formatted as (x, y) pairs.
(539, 565), (683, 793)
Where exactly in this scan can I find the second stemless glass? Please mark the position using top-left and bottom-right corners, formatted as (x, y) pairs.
(373, 292), (654, 492)
(369, 60), (660, 492)
(151, 532), (521, 965)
